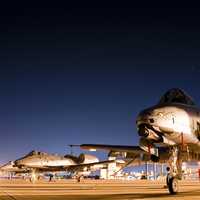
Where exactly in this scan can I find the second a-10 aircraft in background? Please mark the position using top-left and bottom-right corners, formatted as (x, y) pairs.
(80, 88), (200, 194)
(0, 150), (113, 182)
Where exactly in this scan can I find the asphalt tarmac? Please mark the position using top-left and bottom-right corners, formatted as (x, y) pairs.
(0, 179), (199, 200)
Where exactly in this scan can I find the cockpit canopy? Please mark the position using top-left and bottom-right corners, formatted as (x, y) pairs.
(26, 150), (47, 156)
(158, 88), (195, 106)
(26, 150), (38, 156)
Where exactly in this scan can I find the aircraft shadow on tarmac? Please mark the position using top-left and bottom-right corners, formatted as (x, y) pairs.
(35, 190), (200, 200)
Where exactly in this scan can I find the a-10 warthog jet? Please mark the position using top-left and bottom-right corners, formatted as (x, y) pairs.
(80, 88), (200, 194)
(1, 150), (113, 182)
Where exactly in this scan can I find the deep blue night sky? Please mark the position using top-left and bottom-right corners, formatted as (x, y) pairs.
(0, 3), (200, 163)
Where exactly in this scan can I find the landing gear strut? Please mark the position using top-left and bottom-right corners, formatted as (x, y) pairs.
(30, 170), (38, 183)
(166, 146), (182, 194)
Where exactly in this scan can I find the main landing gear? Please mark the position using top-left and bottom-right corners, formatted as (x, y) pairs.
(30, 170), (38, 183)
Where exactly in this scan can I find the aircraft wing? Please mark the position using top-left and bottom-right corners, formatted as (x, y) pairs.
(30, 160), (114, 173)
(66, 160), (115, 172)
(80, 144), (153, 173)
(80, 144), (151, 165)
(80, 144), (146, 154)
(0, 168), (30, 173)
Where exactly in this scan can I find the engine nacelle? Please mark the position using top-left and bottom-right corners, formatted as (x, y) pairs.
(78, 154), (99, 164)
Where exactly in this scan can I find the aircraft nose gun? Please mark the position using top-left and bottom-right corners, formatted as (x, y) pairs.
(138, 124), (161, 141)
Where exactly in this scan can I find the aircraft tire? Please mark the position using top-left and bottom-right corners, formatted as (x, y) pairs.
(167, 175), (178, 195)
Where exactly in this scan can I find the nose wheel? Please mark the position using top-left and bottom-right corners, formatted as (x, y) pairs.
(166, 174), (179, 194)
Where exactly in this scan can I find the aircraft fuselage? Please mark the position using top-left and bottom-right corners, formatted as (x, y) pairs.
(137, 103), (200, 151)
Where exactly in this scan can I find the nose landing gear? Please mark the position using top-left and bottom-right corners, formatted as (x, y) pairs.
(166, 146), (182, 194)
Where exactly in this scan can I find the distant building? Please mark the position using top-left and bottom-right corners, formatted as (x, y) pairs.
(182, 162), (200, 180)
